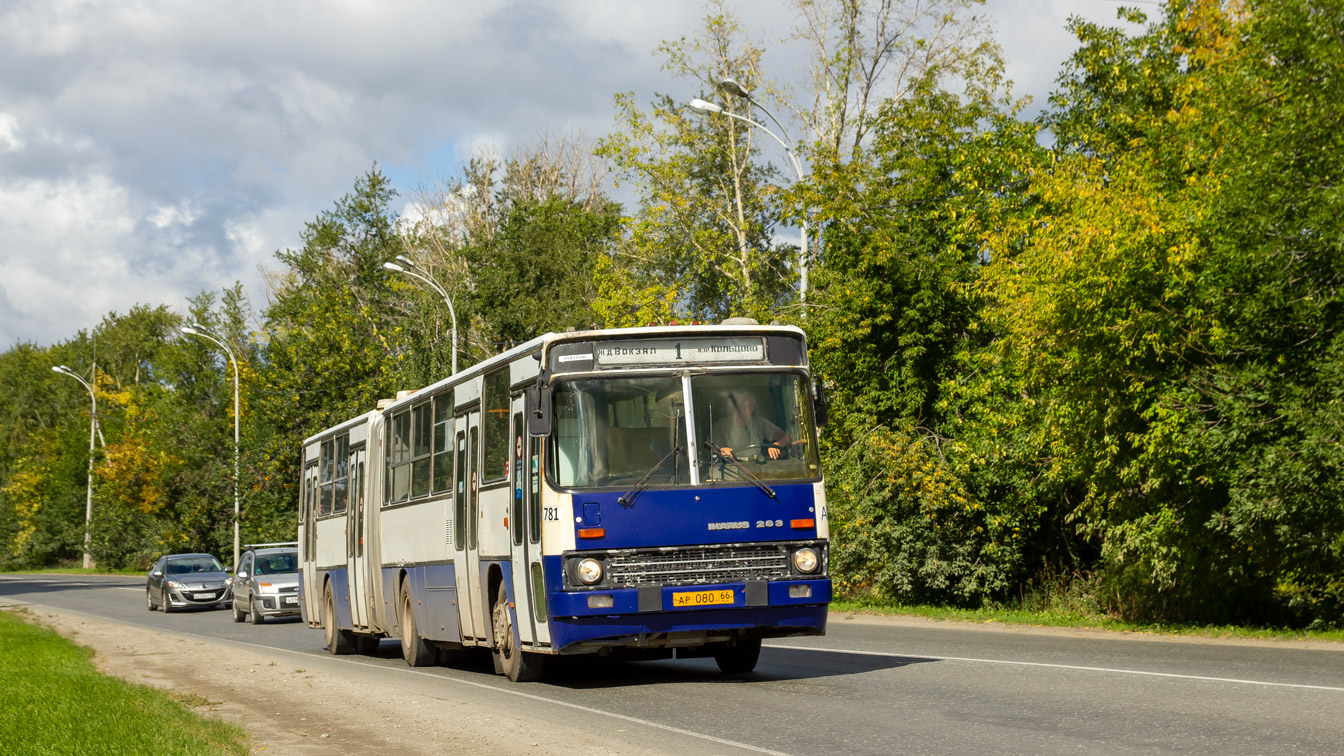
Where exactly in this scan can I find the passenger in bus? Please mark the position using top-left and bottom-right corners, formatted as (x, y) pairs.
(715, 392), (790, 460)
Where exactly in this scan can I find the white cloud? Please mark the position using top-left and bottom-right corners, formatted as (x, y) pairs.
(0, 0), (1126, 348)
(0, 113), (21, 151)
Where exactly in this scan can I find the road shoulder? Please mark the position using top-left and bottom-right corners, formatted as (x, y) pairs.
(1, 599), (668, 756)
(830, 610), (1344, 651)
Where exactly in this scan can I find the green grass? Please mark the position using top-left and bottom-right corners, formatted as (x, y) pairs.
(0, 566), (146, 577)
(0, 609), (249, 756)
(831, 600), (1344, 643)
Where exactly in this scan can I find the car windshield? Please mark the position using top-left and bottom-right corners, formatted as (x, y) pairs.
(550, 372), (820, 489)
(254, 552), (297, 575)
(165, 556), (224, 575)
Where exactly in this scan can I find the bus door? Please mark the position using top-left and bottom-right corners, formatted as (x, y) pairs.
(364, 413), (386, 633)
(346, 444), (367, 629)
(508, 400), (538, 645)
(301, 461), (319, 624)
(452, 411), (486, 641)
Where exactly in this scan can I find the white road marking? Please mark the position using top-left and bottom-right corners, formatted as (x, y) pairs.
(765, 643), (1344, 693)
(341, 653), (795, 753)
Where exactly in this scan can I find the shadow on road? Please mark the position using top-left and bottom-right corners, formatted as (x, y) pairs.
(544, 645), (935, 689)
(0, 575), (143, 600)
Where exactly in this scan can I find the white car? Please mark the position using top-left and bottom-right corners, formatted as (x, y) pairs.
(230, 543), (301, 624)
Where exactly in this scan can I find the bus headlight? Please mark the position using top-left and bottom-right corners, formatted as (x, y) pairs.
(792, 547), (820, 574)
(577, 558), (604, 585)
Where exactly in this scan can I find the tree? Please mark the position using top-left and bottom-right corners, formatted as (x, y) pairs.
(788, 0), (998, 161)
(409, 138), (623, 354)
(249, 168), (411, 545)
(970, 0), (1344, 624)
(598, 4), (796, 322)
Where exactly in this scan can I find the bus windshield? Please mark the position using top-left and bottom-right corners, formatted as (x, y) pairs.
(550, 372), (819, 489)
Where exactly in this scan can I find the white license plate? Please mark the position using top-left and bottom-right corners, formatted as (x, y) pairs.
(284, 596), (297, 604)
(196, 592), (217, 600)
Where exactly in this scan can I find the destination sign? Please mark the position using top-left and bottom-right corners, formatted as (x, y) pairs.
(593, 337), (765, 367)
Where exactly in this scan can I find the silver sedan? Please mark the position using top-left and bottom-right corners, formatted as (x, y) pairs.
(146, 553), (232, 612)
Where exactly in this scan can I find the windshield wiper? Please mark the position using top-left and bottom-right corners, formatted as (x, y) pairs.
(617, 444), (683, 507)
(703, 441), (776, 499)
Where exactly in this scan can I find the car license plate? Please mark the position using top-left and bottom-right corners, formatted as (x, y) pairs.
(671, 589), (735, 608)
(196, 592), (216, 600)
(284, 596), (297, 605)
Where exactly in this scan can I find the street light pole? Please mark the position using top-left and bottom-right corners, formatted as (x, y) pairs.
(52, 364), (100, 569)
(384, 258), (458, 375)
(690, 79), (811, 304)
(181, 324), (240, 571)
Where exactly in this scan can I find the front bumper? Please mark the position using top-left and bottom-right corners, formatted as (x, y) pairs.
(251, 592), (302, 617)
(546, 578), (831, 653)
(166, 585), (231, 608)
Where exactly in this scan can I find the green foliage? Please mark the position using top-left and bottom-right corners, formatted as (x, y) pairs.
(805, 61), (1046, 606)
(829, 424), (1010, 604)
(0, 610), (248, 755)
(968, 0), (1344, 625)
(459, 191), (623, 347)
(1, 0), (1341, 631)
(249, 167), (413, 547)
(597, 6), (796, 322)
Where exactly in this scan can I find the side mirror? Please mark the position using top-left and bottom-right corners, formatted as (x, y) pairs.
(237, 571), (248, 579)
(812, 377), (829, 427)
(526, 385), (553, 436)
(151, 570), (163, 578)
(225, 566), (233, 574)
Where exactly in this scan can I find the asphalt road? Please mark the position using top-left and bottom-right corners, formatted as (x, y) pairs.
(3, 573), (1342, 755)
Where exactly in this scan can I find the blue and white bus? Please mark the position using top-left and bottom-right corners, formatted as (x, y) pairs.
(297, 322), (831, 681)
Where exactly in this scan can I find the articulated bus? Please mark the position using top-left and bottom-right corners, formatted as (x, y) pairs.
(297, 322), (831, 681)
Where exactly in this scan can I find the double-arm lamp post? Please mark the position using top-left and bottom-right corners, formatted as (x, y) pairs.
(180, 323), (240, 571)
(383, 255), (458, 375)
(688, 77), (810, 302)
(52, 364), (103, 569)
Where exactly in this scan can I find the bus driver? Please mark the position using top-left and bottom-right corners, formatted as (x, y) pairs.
(716, 392), (791, 461)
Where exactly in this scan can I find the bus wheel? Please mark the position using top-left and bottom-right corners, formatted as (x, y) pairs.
(492, 582), (544, 682)
(323, 584), (354, 655)
(399, 582), (435, 667)
(714, 637), (761, 674)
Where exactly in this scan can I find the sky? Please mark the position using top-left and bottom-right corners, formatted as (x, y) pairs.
(0, 0), (1136, 349)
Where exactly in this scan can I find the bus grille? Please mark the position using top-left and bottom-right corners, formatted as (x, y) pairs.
(605, 544), (790, 587)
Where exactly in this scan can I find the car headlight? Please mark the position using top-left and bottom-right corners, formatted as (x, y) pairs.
(576, 558), (604, 585)
(258, 583), (279, 594)
(793, 547), (820, 574)
(166, 579), (185, 589)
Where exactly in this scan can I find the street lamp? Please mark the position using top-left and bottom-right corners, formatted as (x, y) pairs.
(384, 258), (459, 375)
(181, 323), (240, 571)
(52, 364), (101, 569)
(689, 79), (811, 303)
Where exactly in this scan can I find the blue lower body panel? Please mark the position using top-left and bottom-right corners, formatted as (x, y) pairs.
(549, 603), (827, 652)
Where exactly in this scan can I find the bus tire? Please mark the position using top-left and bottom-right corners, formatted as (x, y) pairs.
(323, 584), (354, 655)
(714, 637), (761, 675)
(492, 582), (544, 682)
(399, 582), (435, 667)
